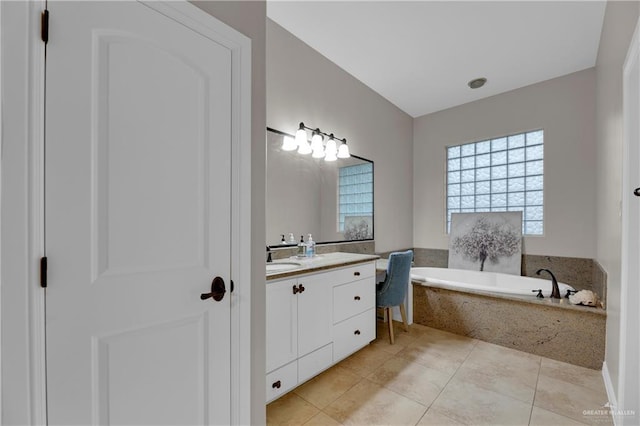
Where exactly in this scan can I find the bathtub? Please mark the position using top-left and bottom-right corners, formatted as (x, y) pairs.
(410, 267), (575, 298)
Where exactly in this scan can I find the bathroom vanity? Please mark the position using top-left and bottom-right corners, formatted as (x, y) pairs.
(265, 252), (378, 403)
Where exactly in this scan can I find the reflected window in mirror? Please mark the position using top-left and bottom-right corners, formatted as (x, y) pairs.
(266, 127), (374, 246)
(338, 163), (373, 240)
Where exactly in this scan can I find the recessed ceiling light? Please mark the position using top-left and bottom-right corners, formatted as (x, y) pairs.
(468, 77), (487, 89)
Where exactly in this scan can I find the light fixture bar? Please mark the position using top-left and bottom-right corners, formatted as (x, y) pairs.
(297, 122), (348, 145)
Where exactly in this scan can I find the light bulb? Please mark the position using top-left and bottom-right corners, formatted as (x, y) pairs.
(281, 136), (297, 151)
(324, 151), (337, 162)
(325, 138), (337, 156)
(295, 127), (307, 148)
(297, 138), (312, 155)
(310, 132), (324, 152)
(337, 141), (350, 158)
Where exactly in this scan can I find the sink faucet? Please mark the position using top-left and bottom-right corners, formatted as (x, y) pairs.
(266, 246), (272, 263)
(536, 268), (560, 299)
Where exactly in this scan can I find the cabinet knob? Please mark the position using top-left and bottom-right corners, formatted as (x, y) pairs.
(272, 380), (281, 389)
(299, 284), (305, 293)
(292, 284), (299, 295)
(354, 330), (361, 335)
(354, 271), (360, 276)
(354, 295), (361, 301)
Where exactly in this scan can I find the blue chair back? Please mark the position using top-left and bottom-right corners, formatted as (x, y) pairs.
(376, 250), (413, 307)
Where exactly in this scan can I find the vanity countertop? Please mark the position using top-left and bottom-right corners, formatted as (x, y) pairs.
(266, 252), (380, 281)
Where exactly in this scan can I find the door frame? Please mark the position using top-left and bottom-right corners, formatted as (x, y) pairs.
(620, 15), (640, 426)
(0, 1), (252, 424)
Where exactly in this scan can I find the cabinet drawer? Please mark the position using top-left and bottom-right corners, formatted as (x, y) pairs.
(298, 343), (333, 384)
(325, 262), (375, 287)
(333, 278), (375, 323)
(266, 361), (298, 403)
(333, 308), (375, 362)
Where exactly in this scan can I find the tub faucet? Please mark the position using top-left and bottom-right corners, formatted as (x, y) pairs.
(536, 268), (560, 299)
(266, 246), (272, 263)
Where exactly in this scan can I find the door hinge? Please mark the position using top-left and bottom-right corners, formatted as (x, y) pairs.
(40, 257), (48, 288)
(41, 9), (49, 44)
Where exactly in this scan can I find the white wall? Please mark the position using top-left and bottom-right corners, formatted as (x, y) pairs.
(413, 69), (598, 258)
(595, 0), (640, 413)
(266, 20), (414, 253)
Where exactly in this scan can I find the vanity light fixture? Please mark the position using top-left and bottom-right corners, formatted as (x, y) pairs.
(287, 122), (351, 161)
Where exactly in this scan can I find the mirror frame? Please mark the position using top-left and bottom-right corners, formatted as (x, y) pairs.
(266, 126), (375, 246)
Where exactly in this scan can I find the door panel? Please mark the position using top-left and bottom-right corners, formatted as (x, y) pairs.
(94, 31), (211, 277)
(45, 2), (232, 424)
(95, 314), (207, 425)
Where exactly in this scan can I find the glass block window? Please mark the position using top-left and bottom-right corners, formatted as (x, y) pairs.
(339, 163), (373, 232)
(446, 130), (544, 235)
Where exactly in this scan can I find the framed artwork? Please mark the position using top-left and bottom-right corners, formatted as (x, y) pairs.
(449, 212), (522, 275)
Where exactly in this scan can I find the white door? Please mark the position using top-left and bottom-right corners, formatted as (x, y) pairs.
(622, 17), (640, 425)
(45, 2), (233, 424)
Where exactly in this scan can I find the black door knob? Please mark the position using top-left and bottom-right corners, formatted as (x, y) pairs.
(634, 187), (640, 197)
(200, 276), (226, 302)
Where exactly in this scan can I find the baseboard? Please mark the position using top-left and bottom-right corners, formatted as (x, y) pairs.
(602, 361), (619, 426)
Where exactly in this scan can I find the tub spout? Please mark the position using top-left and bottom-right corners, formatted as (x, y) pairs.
(536, 268), (561, 299)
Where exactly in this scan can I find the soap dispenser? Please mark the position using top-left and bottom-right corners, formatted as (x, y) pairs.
(306, 234), (316, 257)
(280, 234), (286, 244)
(288, 233), (296, 244)
(297, 235), (306, 258)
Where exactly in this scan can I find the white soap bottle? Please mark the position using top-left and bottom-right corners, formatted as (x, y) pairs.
(306, 234), (316, 257)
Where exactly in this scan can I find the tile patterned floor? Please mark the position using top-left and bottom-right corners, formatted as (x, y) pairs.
(267, 321), (613, 426)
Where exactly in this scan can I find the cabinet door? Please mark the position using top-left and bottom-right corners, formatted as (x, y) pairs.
(266, 279), (298, 373)
(297, 272), (333, 357)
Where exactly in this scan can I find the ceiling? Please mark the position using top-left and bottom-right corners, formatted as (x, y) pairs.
(267, 1), (607, 118)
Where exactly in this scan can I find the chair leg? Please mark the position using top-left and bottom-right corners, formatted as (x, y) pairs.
(386, 307), (395, 344)
(399, 303), (409, 332)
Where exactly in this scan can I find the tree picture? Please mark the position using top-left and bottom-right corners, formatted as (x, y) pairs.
(451, 215), (521, 271)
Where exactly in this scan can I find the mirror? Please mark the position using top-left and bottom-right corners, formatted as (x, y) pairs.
(266, 127), (374, 247)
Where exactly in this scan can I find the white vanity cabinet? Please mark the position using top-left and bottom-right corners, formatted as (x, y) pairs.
(265, 274), (333, 402)
(265, 259), (376, 403)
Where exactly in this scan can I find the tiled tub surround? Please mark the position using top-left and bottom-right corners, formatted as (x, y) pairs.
(411, 248), (607, 307)
(413, 284), (606, 369)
